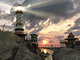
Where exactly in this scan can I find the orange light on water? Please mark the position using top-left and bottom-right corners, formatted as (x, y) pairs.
(44, 50), (47, 53)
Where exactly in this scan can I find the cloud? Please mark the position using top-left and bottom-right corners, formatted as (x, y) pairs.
(0, 9), (15, 31)
(49, 40), (54, 43)
(1, 0), (24, 5)
(67, 24), (71, 26)
(64, 17), (80, 36)
(73, 30), (80, 36)
(1, 0), (80, 45)
(21, 0), (80, 33)
(2, 0), (80, 34)
(56, 35), (64, 40)
(0, 25), (14, 30)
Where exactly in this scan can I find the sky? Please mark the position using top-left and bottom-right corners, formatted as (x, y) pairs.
(0, 0), (80, 46)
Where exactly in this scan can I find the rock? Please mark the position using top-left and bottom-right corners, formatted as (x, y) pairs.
(25, 42), (36, 53)
(14, 45), (42, 60)
(0, 31), (21, 60)
(0, 31), (43, 60)
(52, 48), (80, 60)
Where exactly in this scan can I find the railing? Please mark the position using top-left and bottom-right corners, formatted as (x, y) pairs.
(39, 45), (60, 48)
(39, 45), (65, 48)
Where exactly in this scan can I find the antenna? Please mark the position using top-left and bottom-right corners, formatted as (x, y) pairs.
(2, 24), (5, 31)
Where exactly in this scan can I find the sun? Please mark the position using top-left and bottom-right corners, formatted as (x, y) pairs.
(43, 40), (47, 44)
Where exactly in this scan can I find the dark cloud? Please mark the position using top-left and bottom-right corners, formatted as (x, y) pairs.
(49, 40), (54, 43)
(22, 0), (80, 33)
(73, 30), (80, 36)
(31, 1), (72, 18)
(56, 35), (64, 40)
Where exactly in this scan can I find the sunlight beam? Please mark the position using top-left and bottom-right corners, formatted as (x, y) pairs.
(30, 0), (53, 7)
(25, 10), (54, 17)
(30, 0), (69, 8)
(0, 2), (11, 8)
(0, 1), (12, 13)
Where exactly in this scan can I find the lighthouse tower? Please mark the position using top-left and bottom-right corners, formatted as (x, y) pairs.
(15, 4), (27, 41)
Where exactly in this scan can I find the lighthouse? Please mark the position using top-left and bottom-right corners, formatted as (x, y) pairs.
(15, 4), (27, 41)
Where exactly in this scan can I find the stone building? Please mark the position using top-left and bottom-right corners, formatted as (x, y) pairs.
(60, 32), (80, 49)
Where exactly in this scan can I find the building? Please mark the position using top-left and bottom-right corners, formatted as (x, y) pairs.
(60, 32), (79, 48)
(14, 4), (27, 41)
(14, 4), (38, 52)
(65, 32), (78, 48)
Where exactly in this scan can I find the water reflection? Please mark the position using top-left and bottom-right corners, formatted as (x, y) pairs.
(44, 50), (47, 53)
(41, 48), (54, 60)
(41, 48), (54, 54)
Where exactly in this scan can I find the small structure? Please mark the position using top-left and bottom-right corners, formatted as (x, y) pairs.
(25, 34), (38, 53)
(60, 32), (78, 48)
(65, 32), (78, 48)
(2, 24), (5, 31)
(31, 34), (38, 42)
(30, 34), (38, 51)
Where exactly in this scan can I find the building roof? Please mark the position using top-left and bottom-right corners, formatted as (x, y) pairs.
(68, 32), (74, 37)
(18, 4), (21, 6)
(65, 32), (79, 40)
